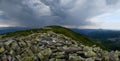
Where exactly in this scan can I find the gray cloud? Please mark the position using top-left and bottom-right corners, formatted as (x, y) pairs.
(106, 0), (119, 5)
(0, 0), (120, 27)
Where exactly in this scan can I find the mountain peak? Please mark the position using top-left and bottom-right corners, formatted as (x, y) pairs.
(0, 26), (120, 61)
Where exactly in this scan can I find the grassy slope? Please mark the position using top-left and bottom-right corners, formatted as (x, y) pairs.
(0, 26), (107, 50)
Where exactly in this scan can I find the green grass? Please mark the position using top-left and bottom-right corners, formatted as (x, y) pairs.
(0, 26), (107, 50)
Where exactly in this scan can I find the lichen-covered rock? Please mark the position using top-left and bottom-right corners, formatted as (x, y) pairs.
(53, 52), (65, 59)
(69, 54), (84, 61)
(4, 39), (14, 46)
(84, 50), (96, 57)
(85, 58), (94, 61)
(0, 47), (5, 53)
(38, 48), (52, 61)
(22, 56), (34, 61)
(55, 59), (65, 61)
(49, 58), (55, 61)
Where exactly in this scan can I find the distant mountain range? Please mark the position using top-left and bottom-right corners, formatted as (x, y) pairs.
(71, 28), (120, 39)
(0, 27), (31, 34)
(71, 28), (120, 50)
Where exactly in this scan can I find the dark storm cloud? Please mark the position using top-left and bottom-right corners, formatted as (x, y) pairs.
(0, 0), (120, 27)
(0, 0), (67, 27)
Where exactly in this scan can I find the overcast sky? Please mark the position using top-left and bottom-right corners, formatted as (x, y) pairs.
(0, 0), (120, 29)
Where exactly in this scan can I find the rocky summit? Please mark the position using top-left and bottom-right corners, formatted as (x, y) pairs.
(0, 30), (120, 61)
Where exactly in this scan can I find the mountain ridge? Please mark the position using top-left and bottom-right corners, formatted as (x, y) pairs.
(0, 26), (120, 61)
(0, 26), (105, 49)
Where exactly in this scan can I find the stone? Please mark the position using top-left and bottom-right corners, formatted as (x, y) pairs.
(85, 58), (94, 61)
(84, 51), (96, 57)
(4, 40), (14, 46)
(38, 48), (52, 60)
(69, 54), (84, 61)
(16, 55), (21, 61)
(0, 47), (5, 53)
(55, 59), (65, 61)
(53, 52), (65, 59)
(49, 58), (55, 61)
(22, 56), (33, 61)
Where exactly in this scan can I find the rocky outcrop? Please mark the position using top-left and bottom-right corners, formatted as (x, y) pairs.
(0, 31), (120, 61)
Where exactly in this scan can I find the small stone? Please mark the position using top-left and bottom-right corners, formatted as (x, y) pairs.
(49, 58), (55, 61)
(16, 55), (21, 61)
(84, 51), (96, 57)
(0, 47), (5, 53)
(55, 59), (65, 61)
(85, 58), (94, 61)
(22, 56), (33, 61)
(38, 48), (52, 60)
(4, 40), (14, 46)
(69, 54), (84, 61)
